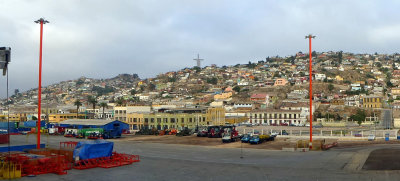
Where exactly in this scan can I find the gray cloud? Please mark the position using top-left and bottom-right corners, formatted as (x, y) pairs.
(0, 0), (399, 98)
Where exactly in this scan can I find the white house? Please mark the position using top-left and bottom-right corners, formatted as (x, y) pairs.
(315, 74), (326, 81)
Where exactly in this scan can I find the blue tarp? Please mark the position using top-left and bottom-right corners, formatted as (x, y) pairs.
(73, 140), (113, 160)
(0, 128), (18, 134)
(0, 144), (46, 152)
(0, 122), (16, 129)
(23, 120), (45, 128)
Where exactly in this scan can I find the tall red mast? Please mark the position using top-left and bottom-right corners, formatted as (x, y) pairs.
(35, 18), (49, 149)
(306, 34), (315, 149)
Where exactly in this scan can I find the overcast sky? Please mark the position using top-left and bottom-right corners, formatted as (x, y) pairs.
(0, 0), (400, 98)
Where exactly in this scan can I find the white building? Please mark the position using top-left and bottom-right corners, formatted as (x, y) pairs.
(315, 74), (326, 81)
(245, 109), (305, 126)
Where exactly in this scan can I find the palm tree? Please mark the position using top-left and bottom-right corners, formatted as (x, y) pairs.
(74, 99), (82, 119)
(87, 95), (98, 110)
(116, 97), (124, 106)
(99, 102), (108, 119)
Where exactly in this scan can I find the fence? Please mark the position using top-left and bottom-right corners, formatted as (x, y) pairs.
(238, 128), (398, 139)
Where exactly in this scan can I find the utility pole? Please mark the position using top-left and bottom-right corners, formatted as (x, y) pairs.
(35, 18), (49, 149)
(193, 54), (203, 68)
(305, 34), (315, 149)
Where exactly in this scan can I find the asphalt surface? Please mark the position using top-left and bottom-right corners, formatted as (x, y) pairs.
(382, 109), (392, 129)
(363, 148), (400, 170)
(3, 135), (400, 180)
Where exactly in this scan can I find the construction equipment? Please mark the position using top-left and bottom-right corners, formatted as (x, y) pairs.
(207, 126), (221, 138)
(196, 127), (208, 137)
(87, 132), (102, 139)
(221, 126), (239, 143)
(64, 128), (78, 137)
(176, 128), (192, 137)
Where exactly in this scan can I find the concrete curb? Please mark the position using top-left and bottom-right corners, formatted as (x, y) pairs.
(343, 148), (374, 171)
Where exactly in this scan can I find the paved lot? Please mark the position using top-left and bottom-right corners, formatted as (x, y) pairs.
(3, 134), (400, 180)
(363, 148), (400, 170)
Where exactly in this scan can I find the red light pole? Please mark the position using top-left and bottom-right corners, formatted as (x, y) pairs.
(305, 34), (315, 149)
(35, 18), (49, 149)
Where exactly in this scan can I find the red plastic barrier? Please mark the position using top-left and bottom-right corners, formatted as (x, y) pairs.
(73, 152), (140, 170)
(0, 134), (10, 144)
(323, 142), (338, 150)
(60, 141), (78, 149)
(22, 155), (69, 176)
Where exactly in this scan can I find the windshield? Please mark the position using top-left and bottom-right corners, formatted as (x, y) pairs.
(252, 135), (259, 139)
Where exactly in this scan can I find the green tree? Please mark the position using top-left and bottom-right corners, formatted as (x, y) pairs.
(328, 84), (334, 92)
(99, 102), (108, 119)
(387, 81), (393, 88)
(74, 99), (82, 118)
(207, 77), (218, 84)
(130, 89), (136, 95)
(350, 109), (366, 125)
(338, 51), (343, 64)
(193, 66), (201, 73)
(233, 86), (240, 93)
(168, 77), (176, 82)
(14, 89), (19, 96)
(76, 79), (84, 86)
(312, 51), (317, 57)
(116, 97), (124, 106)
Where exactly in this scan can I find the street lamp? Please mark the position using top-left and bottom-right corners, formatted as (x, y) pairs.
(305, 34), (315, 149)
(0, 47), (11, 76)
(35, 18), (49, 149)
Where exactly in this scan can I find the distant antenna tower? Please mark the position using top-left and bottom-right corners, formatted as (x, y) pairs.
(193, 54), (203, 67)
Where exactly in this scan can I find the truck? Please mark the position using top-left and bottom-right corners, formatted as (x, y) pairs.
(196, 127), (208, 137)
(48, 128), (57, 135)
(76, 128), (104, 139)
(207, 126), (222, 138)
(221, 126), (239, 143)
(249, 135), (270, 144)
(64, 128), (78, 137)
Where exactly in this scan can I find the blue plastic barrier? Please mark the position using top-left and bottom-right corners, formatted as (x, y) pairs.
(0, 144), (46, 152)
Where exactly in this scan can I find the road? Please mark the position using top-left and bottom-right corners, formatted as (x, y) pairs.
(382, 109), (392, 129)
(3, 135), (400, 181)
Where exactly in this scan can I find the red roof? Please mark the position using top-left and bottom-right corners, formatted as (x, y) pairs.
(250, 93), (268, 99)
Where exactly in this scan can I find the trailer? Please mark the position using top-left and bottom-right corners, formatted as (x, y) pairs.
(76, 128), (104, 139)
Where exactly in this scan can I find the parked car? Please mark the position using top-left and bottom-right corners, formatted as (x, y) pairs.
(279, 130), (289, 135)
(241, 134), (251, 143)
(249, 135), (270, 144)
(368, 134), (375, 141)
(196, 128), (208, 137)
